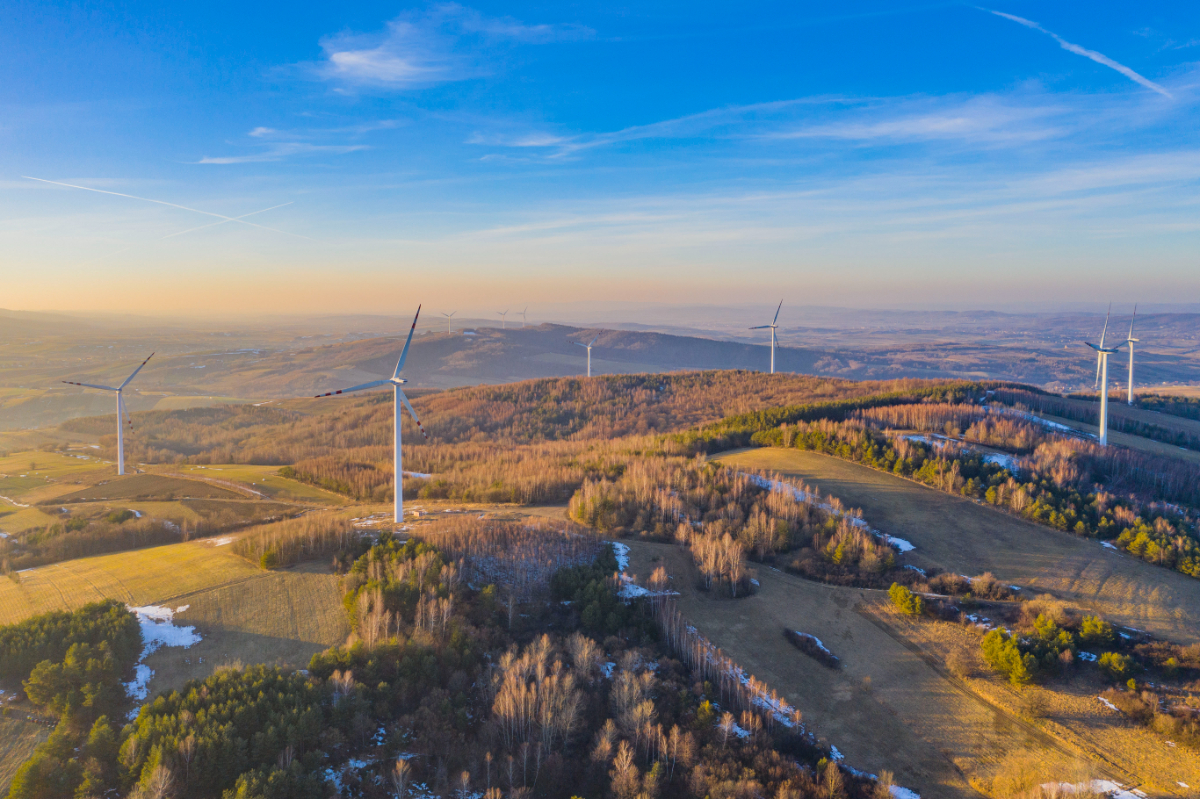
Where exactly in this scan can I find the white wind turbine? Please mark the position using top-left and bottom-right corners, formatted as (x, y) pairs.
(749, 300), (783, 374)
(63, 353), (154, 476)
(315, 306), (427, 523)
(520, 306), (528, 328)
(576, 334), (600, 377)
(1085, 305), (1123, 446)
(1125, 304), (1139, 406)
(441, 311), (457, 335)
(498, 309), (509, 329)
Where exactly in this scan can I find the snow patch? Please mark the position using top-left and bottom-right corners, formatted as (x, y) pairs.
(1039, 781), (1142, 799)
(1097, 696), (1119, 712)
(829, 745), (843, 761)
(743, 473), (913, 553)
(982, 452), (1019, 473)
(1101, 542), (1120, 551)
(403, 471), (432, 479)
(210, 536), (234, 546)
(124, 605), (202, 712)
(890, 788), (920, 799)
(612, 542), (630, 572)
(128, 509), (143, 518)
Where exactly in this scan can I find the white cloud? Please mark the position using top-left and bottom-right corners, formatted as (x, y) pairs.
(314, 5), (591, 90)
(986, 9), (1172, 98)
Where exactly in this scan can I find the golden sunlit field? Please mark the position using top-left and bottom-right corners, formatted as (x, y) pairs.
(622, 539), (1197, 799)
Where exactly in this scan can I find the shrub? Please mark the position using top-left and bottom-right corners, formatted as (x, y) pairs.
(260, 549), (280, 570)
(103, 509), (135, 525)
(888, 583), (924, 616)
(1098, 652), (1136, 681)
(1079, 615), (1114, 647)
(981, 629), (1035, 686)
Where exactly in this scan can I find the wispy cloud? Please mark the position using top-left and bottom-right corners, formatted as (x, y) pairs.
(985, 9), (1172, 98)
(196, 141), (368, 164)
(315, 4), (592, 90)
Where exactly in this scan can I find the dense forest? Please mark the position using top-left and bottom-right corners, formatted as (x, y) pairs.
(58, 374), (965, 466)
(569, 457), (901, 592)
(2, 524), (888, 799)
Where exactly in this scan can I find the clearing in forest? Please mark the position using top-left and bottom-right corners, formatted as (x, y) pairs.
(622, 541), (1196, 799)
(716, 448), (1200, 645)
(0, 715), (50, 796)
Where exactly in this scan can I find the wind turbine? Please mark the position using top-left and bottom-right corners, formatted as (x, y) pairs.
(520, 306), (528, 328)
(1125, 304), (1139, 406)
(1085, 305), (1123, 446)
(441, 311), (456, 335)
(315, 306), (427, 524)
(749, 300), (783, 374)
(62, 353), (154, 476)
(498, 309), (509, 329)
(576, 334), (600, 378)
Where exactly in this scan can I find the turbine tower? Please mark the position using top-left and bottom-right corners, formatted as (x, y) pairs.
(1085, 305), (1123, 446)
(749, 300), (783, 374)
(441, 311), (456, 335)
(498, 309), (509, 329)
(520, 306), (528, 328)
(315, 306), (428, 524)
(576, 334), (600, 378)
(63, 353), (154, 476)
(1125, 304), (1139, 406)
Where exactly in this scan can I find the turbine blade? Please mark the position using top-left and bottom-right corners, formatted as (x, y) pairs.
(589, 334), (599, 346)
(1099, 303), (1111, 348)
(1128, 303), (1136, 339)
(314, 379), (390, 398)
(398, 390), (429, 440)
(1094, 353), (1102, 389)
(118, 352), (155, 389)
(62, 381), (118, 391)
(575, 342), (588, 349)
(749, 325), (770, 330)
(773, 300), (783, 325)
(393, 305), (422, 378)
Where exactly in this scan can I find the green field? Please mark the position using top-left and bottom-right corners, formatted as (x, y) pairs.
(0, 714), (51, 796)
(141, 560), (349, 697)
(173, 464), (349, 504)
(717, 447), (1200, 645)
(0, 539), (263, 625)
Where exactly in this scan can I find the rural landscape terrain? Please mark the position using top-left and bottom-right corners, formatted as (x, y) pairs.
(2, 338), (1200, 799)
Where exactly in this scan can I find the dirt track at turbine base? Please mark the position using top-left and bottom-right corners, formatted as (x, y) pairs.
(717, 448), (1200, 646)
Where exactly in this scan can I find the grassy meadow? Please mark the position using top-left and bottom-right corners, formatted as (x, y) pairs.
(717, 447), (1200, 646)
(0, 715), (51, 796)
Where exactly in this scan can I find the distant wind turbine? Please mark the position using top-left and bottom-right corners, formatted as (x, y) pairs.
(1125, 305), (1139, 406)
(314, 306), (427, 523)
(498, 309), (509, 329)
(441, 311), (457, 335)
(749, 300), (783, 374)
(62, 353), (154, 476)
(520, 306), (528, 328)
(576, 334), (600, 378)
(1085, 304), (1123, 446)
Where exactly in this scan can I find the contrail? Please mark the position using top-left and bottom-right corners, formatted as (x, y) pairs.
(985, 9), (1172, 98)
(158, 201), (294, 240)
(22, 176), (313, 240)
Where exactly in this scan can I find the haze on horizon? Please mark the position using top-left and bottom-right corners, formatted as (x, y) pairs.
(3, 0), (1200, 315)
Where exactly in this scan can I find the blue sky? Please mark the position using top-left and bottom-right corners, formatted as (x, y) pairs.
(3, 1), (1199, 315)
